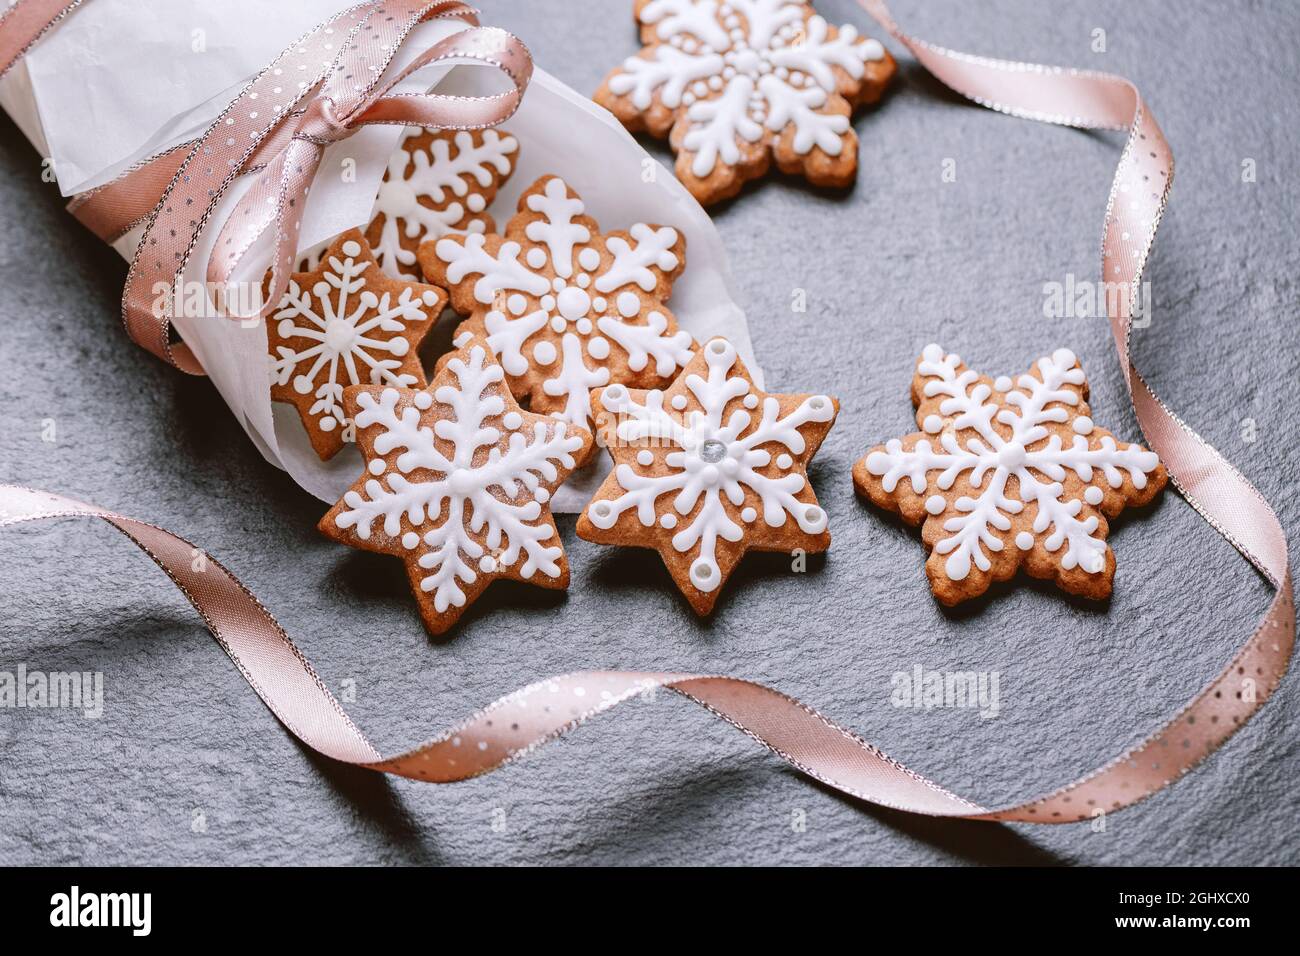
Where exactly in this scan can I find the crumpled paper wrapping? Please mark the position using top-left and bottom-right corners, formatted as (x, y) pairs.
(0, 0), (758, 510)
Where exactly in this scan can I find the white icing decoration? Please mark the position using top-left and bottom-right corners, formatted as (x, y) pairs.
(1015, 531), (1034, 550)
(606, 1), (886, 176)
(369, 128), (517, 277)
(435, 178), (694, 432)
(525, 178), (590, 278)
(270, 244), (430, 441)
(435, 233), (549, 304)
(864, 344), (1160, 580)
(334, 345), (583, 612)
(586, 338), (833, 592)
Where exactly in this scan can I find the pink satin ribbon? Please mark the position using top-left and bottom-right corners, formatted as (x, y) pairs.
(0, 0), (83, 78)
(1, 1), (1293, 823)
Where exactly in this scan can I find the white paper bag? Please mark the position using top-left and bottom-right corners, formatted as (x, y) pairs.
(0, 0), (758, 511)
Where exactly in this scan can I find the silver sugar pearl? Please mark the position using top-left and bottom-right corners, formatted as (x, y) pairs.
(700, 439), (727, 463)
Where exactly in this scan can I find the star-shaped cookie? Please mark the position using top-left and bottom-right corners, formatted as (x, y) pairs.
(595, 0), (896, 205)
(365, 126), (518, 278)
(577, 337), (837, 614)
(419, 175), (696, 466)
(267, 230), (445, 460)
(320, 339), (590, 635)
(852, 344), (1168, 605)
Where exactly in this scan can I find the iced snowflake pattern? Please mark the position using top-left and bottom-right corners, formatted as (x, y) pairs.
(326, 343), (586, 632)
(855, 344), (1166, 602)
(268, 233), (442, 460)
(366, 127), (518, 278)
(597, 0), (891, 201)
(422, 176), (695, 456)
(581, 337), (836, 609)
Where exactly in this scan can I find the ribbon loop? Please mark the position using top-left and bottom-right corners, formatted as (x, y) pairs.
(208, 17), (532, 328)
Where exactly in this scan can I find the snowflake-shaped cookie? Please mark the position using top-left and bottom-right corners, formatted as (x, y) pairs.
(267, 230), (445, 461)
(319, 339), (590, 634)
(419, 175), (696, 464)
(364, 126), (518, 279)
(577, 337), (837, 614)
(853, 344), (1168, 605)
(595, 0), (896, 205)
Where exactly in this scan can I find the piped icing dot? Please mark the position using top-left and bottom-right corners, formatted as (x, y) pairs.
(776, 453), (793, 470)
(1073, 416), (1094, 435)
(533, 341), (557, 365)
(636, 450), (654, 466)
(741, 507), (757, 523)
(368, 459), (386, 476)
(507, 293), (528, 315)
(526, 248), (547, 268)
(923, 414), (943, 434)
(743, 393), (759, 409)
(671, 394), (688, 411)
(503, 411), (523, 430)
(1015, 531), (1034, 550)
(402, 531), (420, 550)
(414, 391), (433, 409)
(994, 376), (1012, 392)
(659, 513), (677, 529)
(924, 494), (945, 515)
(1084, 486), (1104, 505)
(616, 292), (640, 317)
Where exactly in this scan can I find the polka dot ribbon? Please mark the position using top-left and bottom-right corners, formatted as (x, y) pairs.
(3, 0), (533, 375)
(1, 1), (1292, 823)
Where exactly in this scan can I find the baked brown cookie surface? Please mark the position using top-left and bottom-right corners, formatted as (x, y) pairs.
(853, 344), (1167, 605)
(365, 127), (518, 279)
(319, 339), (589, 635)
(595, 0), (895, 205)
(577, 337), (838, 615)
(267, 230), (445, 460)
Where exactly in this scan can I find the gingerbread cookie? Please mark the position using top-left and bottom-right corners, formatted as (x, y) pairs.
(365, 126), (518, 279)
(595, 0), (895, 205)
(853, 344), (1167, 605)
(419, 175), (696, 464)
(577, 337), (837, 614)
(319, 339), (590, 634)
(267, 230), (445, 461)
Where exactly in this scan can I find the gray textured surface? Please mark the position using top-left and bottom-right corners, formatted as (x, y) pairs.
(1, 0), (1297, 866)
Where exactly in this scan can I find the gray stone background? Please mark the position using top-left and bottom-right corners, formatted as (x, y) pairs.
(1, 0), (1297, 866)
